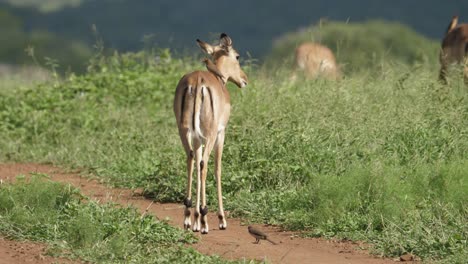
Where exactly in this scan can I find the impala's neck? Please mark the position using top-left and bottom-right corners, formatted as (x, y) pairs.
(213, 57), (230, 84)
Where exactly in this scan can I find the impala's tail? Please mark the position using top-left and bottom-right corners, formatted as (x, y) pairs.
(192, 75), (204, 139)
(178, 72), (212, 141)
(192, 75), (214, 139)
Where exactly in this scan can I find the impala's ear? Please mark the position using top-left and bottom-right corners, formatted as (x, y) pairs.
(219, 33), (232, 48)
(446, 15), (459, 35)
(197, 39), (215, 55)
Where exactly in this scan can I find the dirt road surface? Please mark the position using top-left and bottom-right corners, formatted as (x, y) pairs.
(0, 163), (398, 264)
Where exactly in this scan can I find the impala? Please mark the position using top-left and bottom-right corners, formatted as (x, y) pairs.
(173, 33), (248, 234)
(439, 15), (468, 83)
(295, 42), (341, 80)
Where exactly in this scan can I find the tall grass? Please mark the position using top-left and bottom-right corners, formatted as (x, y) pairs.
(0, 49), (466, 262)
(228, 66), (467, 262)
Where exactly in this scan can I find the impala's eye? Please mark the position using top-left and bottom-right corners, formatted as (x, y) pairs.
(236, 55), (240, 60)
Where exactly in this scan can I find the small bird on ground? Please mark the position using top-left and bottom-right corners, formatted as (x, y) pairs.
(202, 58), (225, 83)
(248, 225), (278, 245)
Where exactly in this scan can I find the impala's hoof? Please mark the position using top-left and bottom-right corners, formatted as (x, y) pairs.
(183, 213), (191, 229)
(218, 213), (227, 230)
(200, 214), (209, 234)
(192, 220), (200, 232)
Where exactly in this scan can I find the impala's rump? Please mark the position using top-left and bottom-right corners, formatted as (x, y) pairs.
(175, 71), (220, 141)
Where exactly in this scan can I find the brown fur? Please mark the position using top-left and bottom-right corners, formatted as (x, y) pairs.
(173, 33), (248, 234)
(295, 42), (341, 80)
(439, 16), (468, 83)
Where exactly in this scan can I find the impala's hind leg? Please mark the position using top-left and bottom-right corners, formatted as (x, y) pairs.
(214, 130), (227, 230)
(200, 137), (216, 234)
(192, 141), (203, 232)
(180, 129), (194, 230)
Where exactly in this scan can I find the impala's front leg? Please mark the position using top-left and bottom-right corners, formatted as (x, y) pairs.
(215, 131), (227, 230)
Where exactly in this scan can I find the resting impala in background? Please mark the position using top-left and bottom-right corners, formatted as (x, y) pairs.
(439, 15), (468, 83)
(295, 42), (341, 80)
(173, 33), (248, 234)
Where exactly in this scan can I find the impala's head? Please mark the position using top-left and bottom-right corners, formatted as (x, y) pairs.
(196, 33), (248, 88)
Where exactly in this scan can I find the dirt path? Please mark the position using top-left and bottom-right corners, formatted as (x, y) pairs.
(0, 163), (398, 264)
(0, 238), (76, 264)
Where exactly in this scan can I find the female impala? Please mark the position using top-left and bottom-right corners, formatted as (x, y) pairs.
(173, 33), (248, 234)
(439, 15), (468, 83)
(295, 42), (341, 80)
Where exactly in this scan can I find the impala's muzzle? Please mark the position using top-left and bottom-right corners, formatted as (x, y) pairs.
(240, 79), (248, 88)
(238, 73), (248, 88)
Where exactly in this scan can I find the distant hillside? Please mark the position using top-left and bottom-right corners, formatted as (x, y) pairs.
(1, 0), (468, 64)
(2, 0), (83, 12)
(0, 8), (91, 72)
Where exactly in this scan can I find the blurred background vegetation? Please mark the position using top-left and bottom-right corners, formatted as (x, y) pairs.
(266, 20), (441, 74)
(0, 0), (467, 73)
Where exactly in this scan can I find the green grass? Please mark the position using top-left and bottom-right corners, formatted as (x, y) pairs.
(0, 49), (467, 262)
(0, 174), (242, 263)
